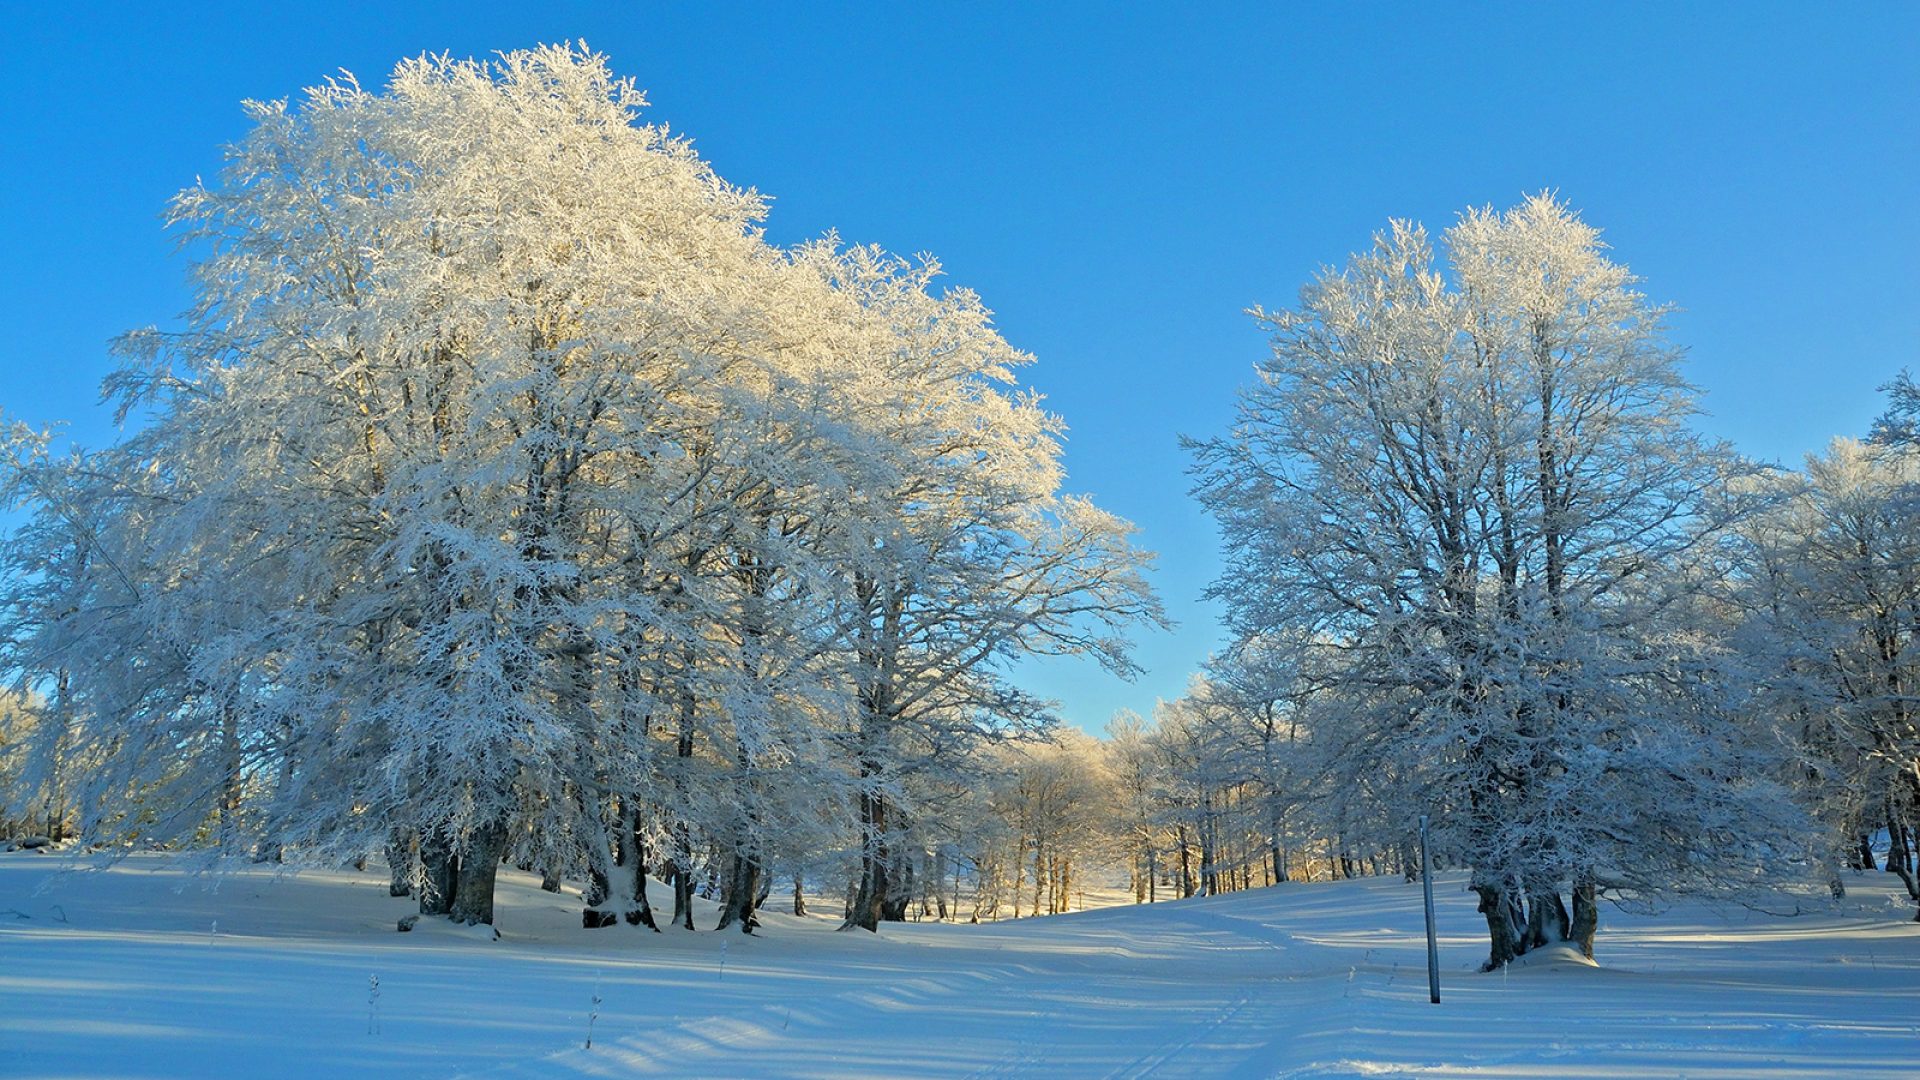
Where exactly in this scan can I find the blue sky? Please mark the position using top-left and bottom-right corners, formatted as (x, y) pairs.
(2, 4), (1915, 732)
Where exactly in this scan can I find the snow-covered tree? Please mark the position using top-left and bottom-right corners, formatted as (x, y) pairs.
(1190, 195), (1805, 965)
(0, 45), (1160, 940)
(797, 244), (1165, 931)
(1733, 439), (1920, 916)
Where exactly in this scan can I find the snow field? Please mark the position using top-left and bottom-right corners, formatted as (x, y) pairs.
(2, 853), (1916, 1078)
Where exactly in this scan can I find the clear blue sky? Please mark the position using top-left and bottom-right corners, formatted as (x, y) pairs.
(3, 4), (1915, 732)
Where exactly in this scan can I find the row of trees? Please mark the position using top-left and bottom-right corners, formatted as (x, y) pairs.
(1188, 194), (1920, 967)
(0, 46), (1162, 935)
(920, 699), (1408, 923)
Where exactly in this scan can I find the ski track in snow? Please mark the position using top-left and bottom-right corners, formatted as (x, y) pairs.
(4, 853), (1920, 1078)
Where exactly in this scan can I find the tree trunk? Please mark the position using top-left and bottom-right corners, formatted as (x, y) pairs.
(1524, 888), (1570, 950)
(1886, 817), (1911, 877)
(1200, 820), (1219, 896)
(1570, 875), (1599, 960)
(1892, 776), (1920, 920)
(1011, 845), (1024, 918)
(716, 846), (762, 933)
(1857, 832), (1879, 872)
(583, 860), (619, 928)
(625, 843), (659, 930)
(672, 860), (697, 930)
(419, 831), (458, 916)
(619, 805), (659, 930)
(792, 873), (807, 917)
(386, 828), (415, 898)
(582, 799), (620, 929)
(448, 819), (507, 928)
(1176, 828), (1194, 898)
(882, 847), (914, 922)
(1475, 882), (1523, 970)
(841, 786), (890, 932)
(217, 701), (243, 852)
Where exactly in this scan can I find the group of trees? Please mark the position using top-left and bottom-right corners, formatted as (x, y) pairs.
(1734, 435), (1920, 910)
(0, 46), (1162, 935)
(3, 46), (1913, 974)
(861, 710), (1359, 923)
(1188, 193), (1920, 967)
(939, 690), (1384, 922)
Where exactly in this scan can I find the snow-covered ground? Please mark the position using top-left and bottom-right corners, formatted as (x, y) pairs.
(2, 853), (1916, 1078)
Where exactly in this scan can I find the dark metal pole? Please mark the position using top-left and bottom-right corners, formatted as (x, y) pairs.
(1420, 813), (1439, 1004)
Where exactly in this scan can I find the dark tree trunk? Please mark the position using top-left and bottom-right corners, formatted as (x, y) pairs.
(625, 835), (659, 930)
(882, 848), (914, 922)
(841, 787), (889, 932)
(1891, 779), (1920, 920)
(666, 860), (686, 925)
(792, 873), (807, 917)
(1475, 882), (1523, 970)
(419, 831), (458, 916)
(1503, 890), (1528, 952)
(386, 828), (415, 897)
(671, 837), (697, 931)
(1175, 828), (1194, 898)
(715, 847), (762, 933)
(581, 795), (619, 927)
(583, 860), (619, 929)
(448, 820), (507, 928)
(1200, 820), (1219, 896)
(1523, 888), (1570, 950)
(670, 638), (699, 931)
(217, 702), (243, 853)
(1857, 832), (1879, 872)
(620, 805), (658, 930)
(1570, 875), (1599, 960)
(1886, 817), (1911, 877)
